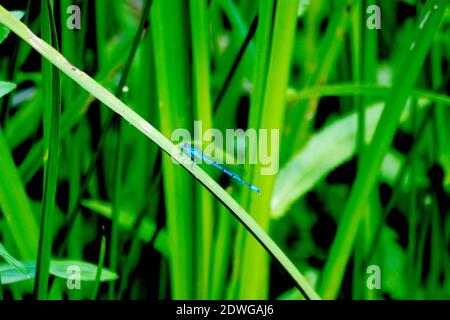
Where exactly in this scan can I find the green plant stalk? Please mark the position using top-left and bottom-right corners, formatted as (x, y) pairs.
(34, 0), (61, 300)
(430, 43), (447, 297)
(210, 205), (232, 299)
(318, 0), (447, 299)
(95, 0), (108, 72)
(151, 0), (195, 299)
(0, 4), (320, 300)
(416, 209), (432, 297)
(108, 120), (122, 299)
(227, 0), (274, 299)
(66, 129), (82, 300)
(218, 0), (256, 60)
(429, 196), (442, 296)
(408, 101), (418, 297)
(431, 44), (450, 188)
(236, 0), (301, 299)
(350, 0), (366, 299)
(247, 0), (273, 136)
(61, 0), (84, 266)
(189, 0), (214, 299)
(92, 232), (106, 299)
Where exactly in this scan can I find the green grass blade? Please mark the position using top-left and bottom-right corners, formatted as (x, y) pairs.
(236, 0), (302, 299)
(151, 0), (195, 299)
(0, 81), (16, 98)
(0, 4), (320, 300)
(34, 0), (61, 300)
(189, 0), (215, 299)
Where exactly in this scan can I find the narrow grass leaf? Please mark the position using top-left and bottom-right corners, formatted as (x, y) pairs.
(0, 81), (16, 98)
(0, 11), (23, 43)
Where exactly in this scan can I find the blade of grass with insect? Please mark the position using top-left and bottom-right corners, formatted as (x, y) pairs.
(0, 4), (320, 300)
(34, 0), (61, 300)
(318, 0), (447, 299)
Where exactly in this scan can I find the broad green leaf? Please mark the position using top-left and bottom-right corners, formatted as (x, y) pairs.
(0, 11), (24, 44)
(0, 81), (16, 98)
(0, 260), (118, 285)
(271, 99), (430, 219)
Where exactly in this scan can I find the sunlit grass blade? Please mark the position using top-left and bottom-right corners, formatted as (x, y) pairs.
(235, 0), (302, 299)
(189, 0), (215, 299)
